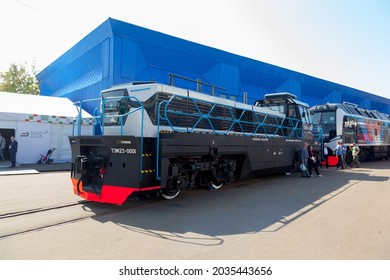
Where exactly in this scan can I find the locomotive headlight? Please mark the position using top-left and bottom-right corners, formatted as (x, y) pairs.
(116, 140), (132, 145)
(99, 167), (107, 178)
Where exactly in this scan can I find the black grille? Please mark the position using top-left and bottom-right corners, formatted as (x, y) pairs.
(80, 138), (104, 145)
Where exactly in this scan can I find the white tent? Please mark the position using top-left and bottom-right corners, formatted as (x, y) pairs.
(0, 92), (92, 164)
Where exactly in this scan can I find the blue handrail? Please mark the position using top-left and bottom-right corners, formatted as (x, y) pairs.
(155, 94), (308, 180)
(72, 98), (101, 136)
(72, 96), (145, 181)
(157, 94), (304, 137)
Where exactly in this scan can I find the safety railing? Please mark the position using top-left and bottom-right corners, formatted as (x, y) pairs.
(155, 94), (307, 179)
(72, 96), (146, 181)
(169, 73), (225, 96)
(312, 124), (325, 160)
(157, 94), (304, 138)
(313, 125), (324, 143)
(72, 96), (144, 136)
(72, 97), (100, 136)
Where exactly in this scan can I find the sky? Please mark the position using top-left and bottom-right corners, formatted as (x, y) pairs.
(1, 0), (390, 99)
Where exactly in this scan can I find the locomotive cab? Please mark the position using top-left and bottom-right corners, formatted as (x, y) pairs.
(255, 92), (315, 144)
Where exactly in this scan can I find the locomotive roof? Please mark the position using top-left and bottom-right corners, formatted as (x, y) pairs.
(102, 82), (287, 118)
(255, 92), (309, 108)
(311, 103), (390, 121)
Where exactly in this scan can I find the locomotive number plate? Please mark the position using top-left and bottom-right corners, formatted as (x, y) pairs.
(111, 148), (137, 154)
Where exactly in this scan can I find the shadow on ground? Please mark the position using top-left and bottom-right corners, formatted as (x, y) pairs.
(84, 161), (390, 246)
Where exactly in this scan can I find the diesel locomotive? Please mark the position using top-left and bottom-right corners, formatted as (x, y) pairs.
(70, 80), (320, 204)
(311, 102), (390, 161)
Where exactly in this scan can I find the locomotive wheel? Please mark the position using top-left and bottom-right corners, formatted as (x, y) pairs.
(161, 190), (181, 200)
(161, 178), (181, 200)
(210, 181), (224, 190)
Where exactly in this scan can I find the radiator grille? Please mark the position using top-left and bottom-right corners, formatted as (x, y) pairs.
(80, 138), (104, 145)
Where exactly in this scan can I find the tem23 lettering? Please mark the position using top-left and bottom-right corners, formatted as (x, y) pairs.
(111, 148), (137, 154)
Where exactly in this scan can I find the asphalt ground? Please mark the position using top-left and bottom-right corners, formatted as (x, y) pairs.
(0, 160), (389, 260)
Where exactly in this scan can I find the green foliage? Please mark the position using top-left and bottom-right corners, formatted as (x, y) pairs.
(0, 62), (40, 95)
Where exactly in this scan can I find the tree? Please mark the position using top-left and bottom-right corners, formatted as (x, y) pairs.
(0, 61), (40, 95)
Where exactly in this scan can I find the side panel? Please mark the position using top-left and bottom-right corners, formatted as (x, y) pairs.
(159, 133), (301, 187)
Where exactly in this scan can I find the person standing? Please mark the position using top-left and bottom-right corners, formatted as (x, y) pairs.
(351, 142), (360, 168)
(323, 143), (329, 168)
(0, 133), (5, 161)
(335, 141), (343, 170)
(341, 142), (347, 169)
(308, 145), (322, 177)
(8, 136), (18, 168)
(300, 142), (311, 178)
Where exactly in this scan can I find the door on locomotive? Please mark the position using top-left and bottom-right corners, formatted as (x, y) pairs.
(310, 105), (338, 149)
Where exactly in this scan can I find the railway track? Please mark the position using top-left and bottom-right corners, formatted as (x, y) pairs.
(0, 198), (160, 240)
(0, 200), (90, 219)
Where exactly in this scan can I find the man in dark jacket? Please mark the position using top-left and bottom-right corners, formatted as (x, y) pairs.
(0, 133), (5, 161)
(9, 136), (18, 168)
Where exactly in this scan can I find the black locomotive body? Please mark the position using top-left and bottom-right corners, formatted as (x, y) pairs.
(70, 82), (317, 204)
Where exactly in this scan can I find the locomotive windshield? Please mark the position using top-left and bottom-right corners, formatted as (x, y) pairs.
(101, 89), (131, 126)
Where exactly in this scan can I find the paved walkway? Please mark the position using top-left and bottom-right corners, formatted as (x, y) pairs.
(0, 160), (70, 175)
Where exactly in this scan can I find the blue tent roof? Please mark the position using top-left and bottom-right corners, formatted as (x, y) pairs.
(37, 18), (390, 114)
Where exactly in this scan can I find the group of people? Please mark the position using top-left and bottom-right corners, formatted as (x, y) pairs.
(0, 133), (18, 168)
(300, 140), (360, 178)
(323, 141), (360, 170)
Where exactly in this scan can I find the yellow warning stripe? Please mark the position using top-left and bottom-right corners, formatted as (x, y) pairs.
(141, 169), (156, 174)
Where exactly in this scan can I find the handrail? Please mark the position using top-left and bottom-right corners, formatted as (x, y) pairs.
(158, 94), (304, 138)
(72, 97), (101, 136)
(72, 96), (145, 181)
(313, 125), (324, 160)
(169, 73), (224, 96)
(72, 96), (144, 136)
(155, 94), (307, 180)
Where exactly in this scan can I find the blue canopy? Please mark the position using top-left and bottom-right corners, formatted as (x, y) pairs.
(37, 18), (390, 114)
